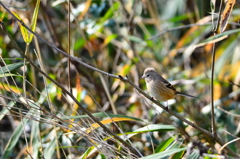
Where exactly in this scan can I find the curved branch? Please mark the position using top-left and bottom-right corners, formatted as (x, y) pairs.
(0, 2), (119, 80)
(0, 21), (141, 158)
(118, 75), (239, 158)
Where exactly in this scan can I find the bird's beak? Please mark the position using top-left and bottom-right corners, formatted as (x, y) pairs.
(142, 75), (146, 79)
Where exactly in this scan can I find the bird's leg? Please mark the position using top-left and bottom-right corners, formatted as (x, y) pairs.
(166, 100), (169, 111)
(150, 97), (155, 101)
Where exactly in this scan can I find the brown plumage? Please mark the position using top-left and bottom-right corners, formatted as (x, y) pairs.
(142, 68), (197, 101)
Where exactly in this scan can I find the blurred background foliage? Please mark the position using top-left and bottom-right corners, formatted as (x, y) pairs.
(0, 0), (240, 158)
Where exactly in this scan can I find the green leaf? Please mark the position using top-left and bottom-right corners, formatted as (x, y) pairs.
(30, 91), (42, 158)
(155, 137), (175, 153)
(55, 145), (87, 149)
(2, 118), (28, 159)
(0, 73), (22, 77)
(99, 154), (107, 159)
(141, 148), (187, 159)
(79, 147), (95, 159)
(31, 115), (41, 158)
(186, 149), (200, 159)
(127, 124), (175, 139)
(128, 35), (147, 45)
(167, 138), (183, 149)
(43, 131), (57, 158)
(168, 13), (194, 23)
(100, 2), (119, 23)
(74, 38), (86, 50)
(172, 148), (185, 159)
(2, 99), (42, 158)
(0, 101), (15, 121)
(103, 34), (118, 46)
(28, 0), (40, 44)
(133, 124), (175, 133)
(0, 62), (25, 74)
(196, 28), (240, 47)
(60, 112), (144, 122)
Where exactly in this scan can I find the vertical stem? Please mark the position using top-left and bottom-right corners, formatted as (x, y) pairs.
(211, 0), (223, 136)
(210, 43), (216, 136)
(23, 45), (29, 99)
(67, 0), (71, 93)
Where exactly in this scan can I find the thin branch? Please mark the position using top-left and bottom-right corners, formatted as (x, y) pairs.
(1, 2), (238, 157)
(118, 75), (239, 157)
(147, 22), (240, 40)
(148, 23), (212, 40)
(219, 138), (240, 154)
(228, 79), (240, 87)
(0, 2), (118, 79)
(118, 75), (211, 135)
(210, 42), (217, 136)
(0, 21), (141, 158)
(217, 106), (240, 118)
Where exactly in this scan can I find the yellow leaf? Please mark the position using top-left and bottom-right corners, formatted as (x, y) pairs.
(76, 117), (137, 142)
(118, 64), (131, 76)
(13, 12), (29, 43)
(87, 117), (136, 133)
(0, 83), (21, 94)
(79, 0), (92, 20)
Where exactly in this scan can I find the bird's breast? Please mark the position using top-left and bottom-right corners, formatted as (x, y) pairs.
(147, 81), (175, 101)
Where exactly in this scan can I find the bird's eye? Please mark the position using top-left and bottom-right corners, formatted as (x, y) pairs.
(146, 74), (150, 77)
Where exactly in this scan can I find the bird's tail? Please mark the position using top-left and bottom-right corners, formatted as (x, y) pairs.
(176, 92), (198, 99)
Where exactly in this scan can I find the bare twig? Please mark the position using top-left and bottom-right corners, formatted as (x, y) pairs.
(118, 75), (210, 134)
(0, 2), (119, 79)
(217, 106), (240, 118)
(0, 2), (238, 157)
(210, 42), (217, 136)
(148, 23), (212, 40)
(219, 138), (240, 154)
(228, 79), (240, 87)
(0, 21), (141, 158)
(148, 22), (240, 40)
(118, 75), (239, 157)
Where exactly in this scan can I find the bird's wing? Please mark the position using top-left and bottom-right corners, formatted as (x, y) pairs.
(165, 82), (176, 91)
(159, 76), (176, 92)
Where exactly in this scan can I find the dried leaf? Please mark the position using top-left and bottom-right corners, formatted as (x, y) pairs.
(220, 0), (236, 32)
(79, 0), (92, 20)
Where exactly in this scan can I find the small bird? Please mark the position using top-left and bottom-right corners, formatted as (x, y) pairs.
(142, 68), (198, 102)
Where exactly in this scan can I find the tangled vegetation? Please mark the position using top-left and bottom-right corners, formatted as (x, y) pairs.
(0, 0), (240, 158)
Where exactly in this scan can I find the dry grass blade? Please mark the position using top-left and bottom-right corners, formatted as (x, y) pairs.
(1, 0), (240, 158)
(220, 0), (236, 32)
